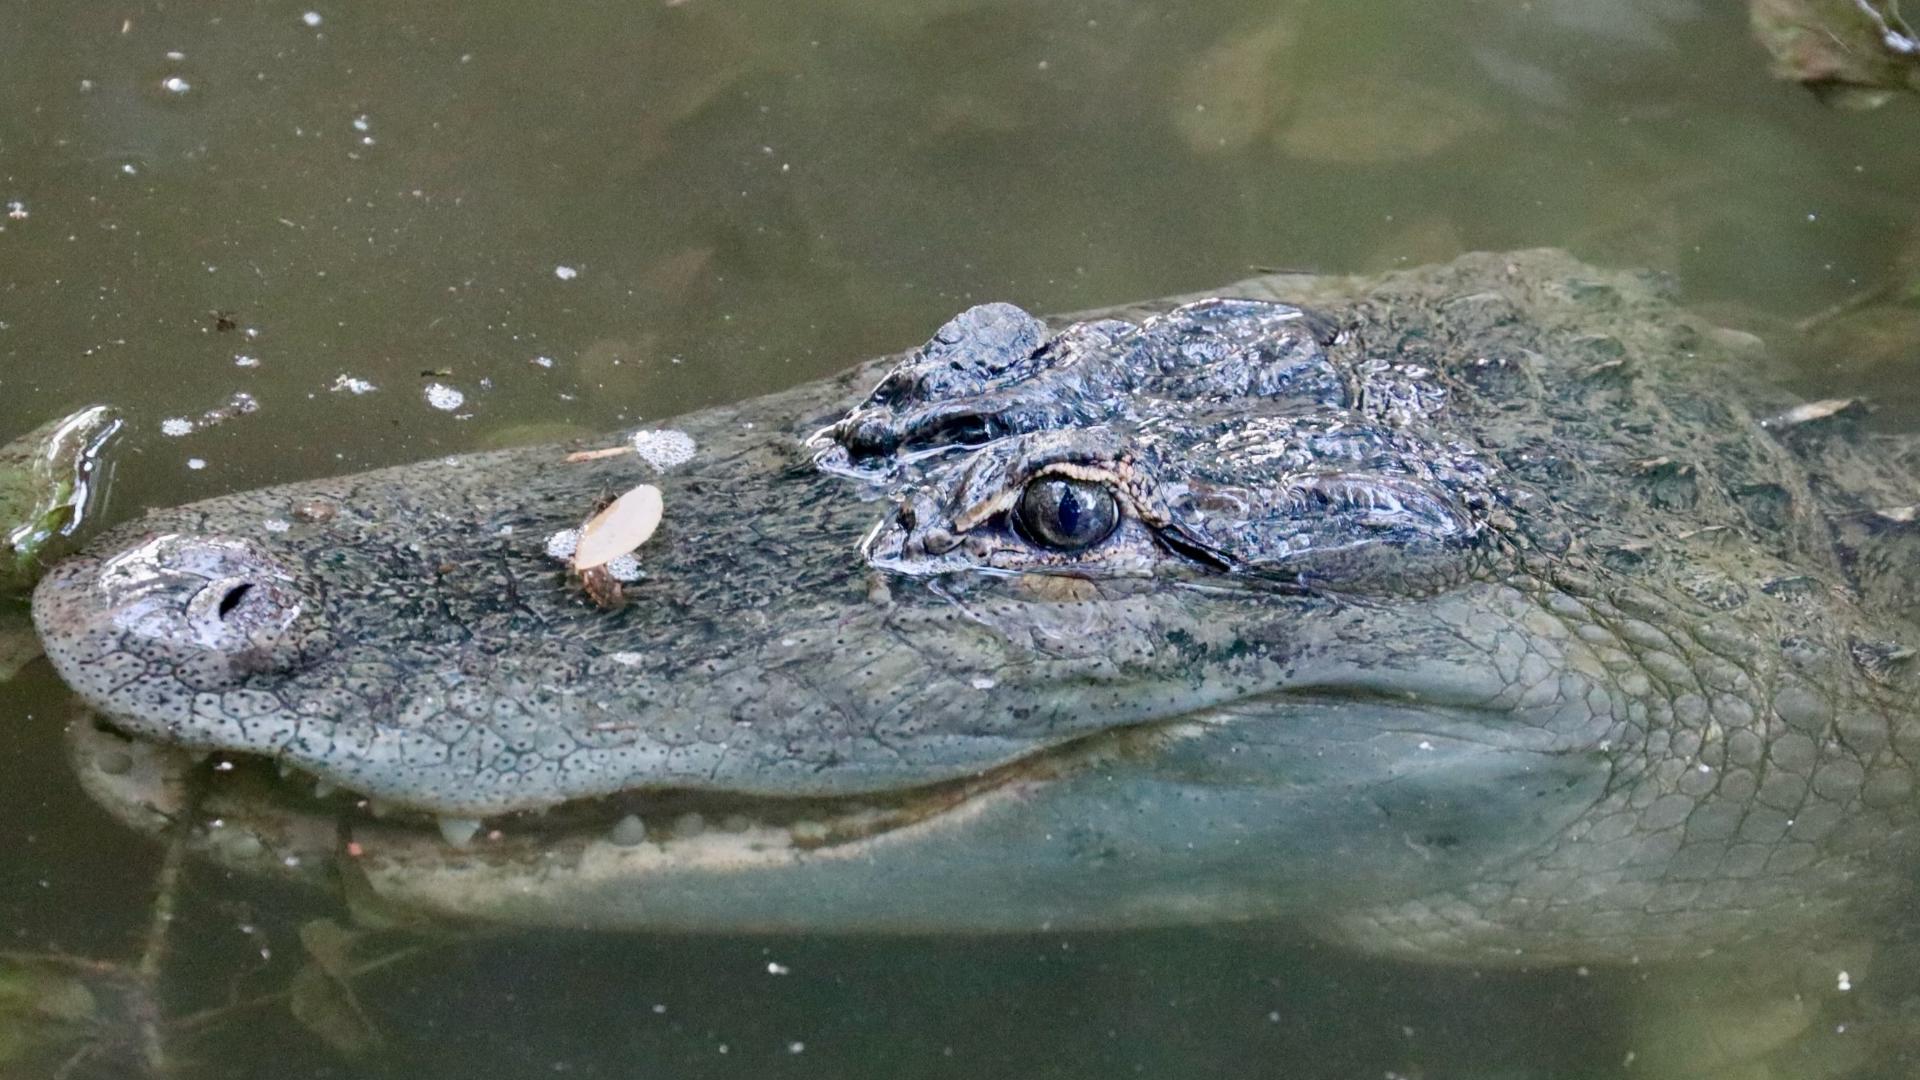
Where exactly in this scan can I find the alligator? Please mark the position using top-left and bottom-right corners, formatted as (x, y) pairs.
(28, 250), (1920, 998)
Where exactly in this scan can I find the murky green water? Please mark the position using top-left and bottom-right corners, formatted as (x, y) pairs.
(5, 1), (1920, 1076)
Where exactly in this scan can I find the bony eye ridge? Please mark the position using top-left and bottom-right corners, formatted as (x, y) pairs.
(1017, 476), (1119, 550)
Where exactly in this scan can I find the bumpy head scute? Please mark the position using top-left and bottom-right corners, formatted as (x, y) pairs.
(819, 298), (1493, 593)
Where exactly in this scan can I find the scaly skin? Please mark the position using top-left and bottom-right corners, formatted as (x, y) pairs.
(29, 251), (1920, 972)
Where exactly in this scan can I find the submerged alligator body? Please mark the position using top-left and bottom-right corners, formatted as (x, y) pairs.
(30, 250), (1920, 966)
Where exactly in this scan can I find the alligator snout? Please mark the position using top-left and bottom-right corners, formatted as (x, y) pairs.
(34, 533), (323, 710)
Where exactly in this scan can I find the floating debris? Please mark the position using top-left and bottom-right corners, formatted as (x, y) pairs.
(573, 484), (662, 570)
(562, 484), (664, 611)
(1580, 357), (1632, 381)
(547, 530), (642, 580)
(554, 265), (579, 281)
(1762, 397), (1867, 428)
(578, 565), (625, 611)
(563, 428), (697, 470)
(158, 392), (258, 438)
(544, 528), (580, 561)
(210, 391), (258, 423)
(422, 383), (465, 412)
(630, 429), (696, 471)
(563, 446), (629, 464)
(330, 374), (376, 395)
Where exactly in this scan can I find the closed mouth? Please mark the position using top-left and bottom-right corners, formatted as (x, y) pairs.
(72, 711), (1189, 860)
(70, 684), (1500, 866)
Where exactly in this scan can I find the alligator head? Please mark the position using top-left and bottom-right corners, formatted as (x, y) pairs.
(33, 252), (1911, 960)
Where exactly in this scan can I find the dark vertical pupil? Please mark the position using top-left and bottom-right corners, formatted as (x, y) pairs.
(1056, 486), (1082, 537)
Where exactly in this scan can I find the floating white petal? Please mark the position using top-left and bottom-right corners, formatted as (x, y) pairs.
(572, 484), (663, 571)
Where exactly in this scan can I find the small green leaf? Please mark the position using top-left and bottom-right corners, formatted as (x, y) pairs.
(287, 963), (381, 1058)
(297, 919), (362, 980)
(0, 960), (101, 1068)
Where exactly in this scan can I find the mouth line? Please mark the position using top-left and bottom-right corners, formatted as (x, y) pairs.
(76, 684), (1507, 858)
(81, 712), (1190, 856)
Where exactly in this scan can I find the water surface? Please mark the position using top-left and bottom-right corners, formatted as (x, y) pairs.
(4, 1), (1920, 1076)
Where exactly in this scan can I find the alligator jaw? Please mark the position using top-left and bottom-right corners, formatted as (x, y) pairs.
(67, 665), (1555, 935)
(67, 702), (1200, 863)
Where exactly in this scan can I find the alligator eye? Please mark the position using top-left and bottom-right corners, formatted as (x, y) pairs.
(1017, 477), (1119, 551)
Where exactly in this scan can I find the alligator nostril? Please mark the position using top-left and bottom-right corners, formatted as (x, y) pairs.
(216, 582), (254, 619)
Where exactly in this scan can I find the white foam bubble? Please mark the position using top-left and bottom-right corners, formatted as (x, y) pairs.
(423, 383), (465, 411)
(629, 429), (696, 471)
(545, 528), (581, 561)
